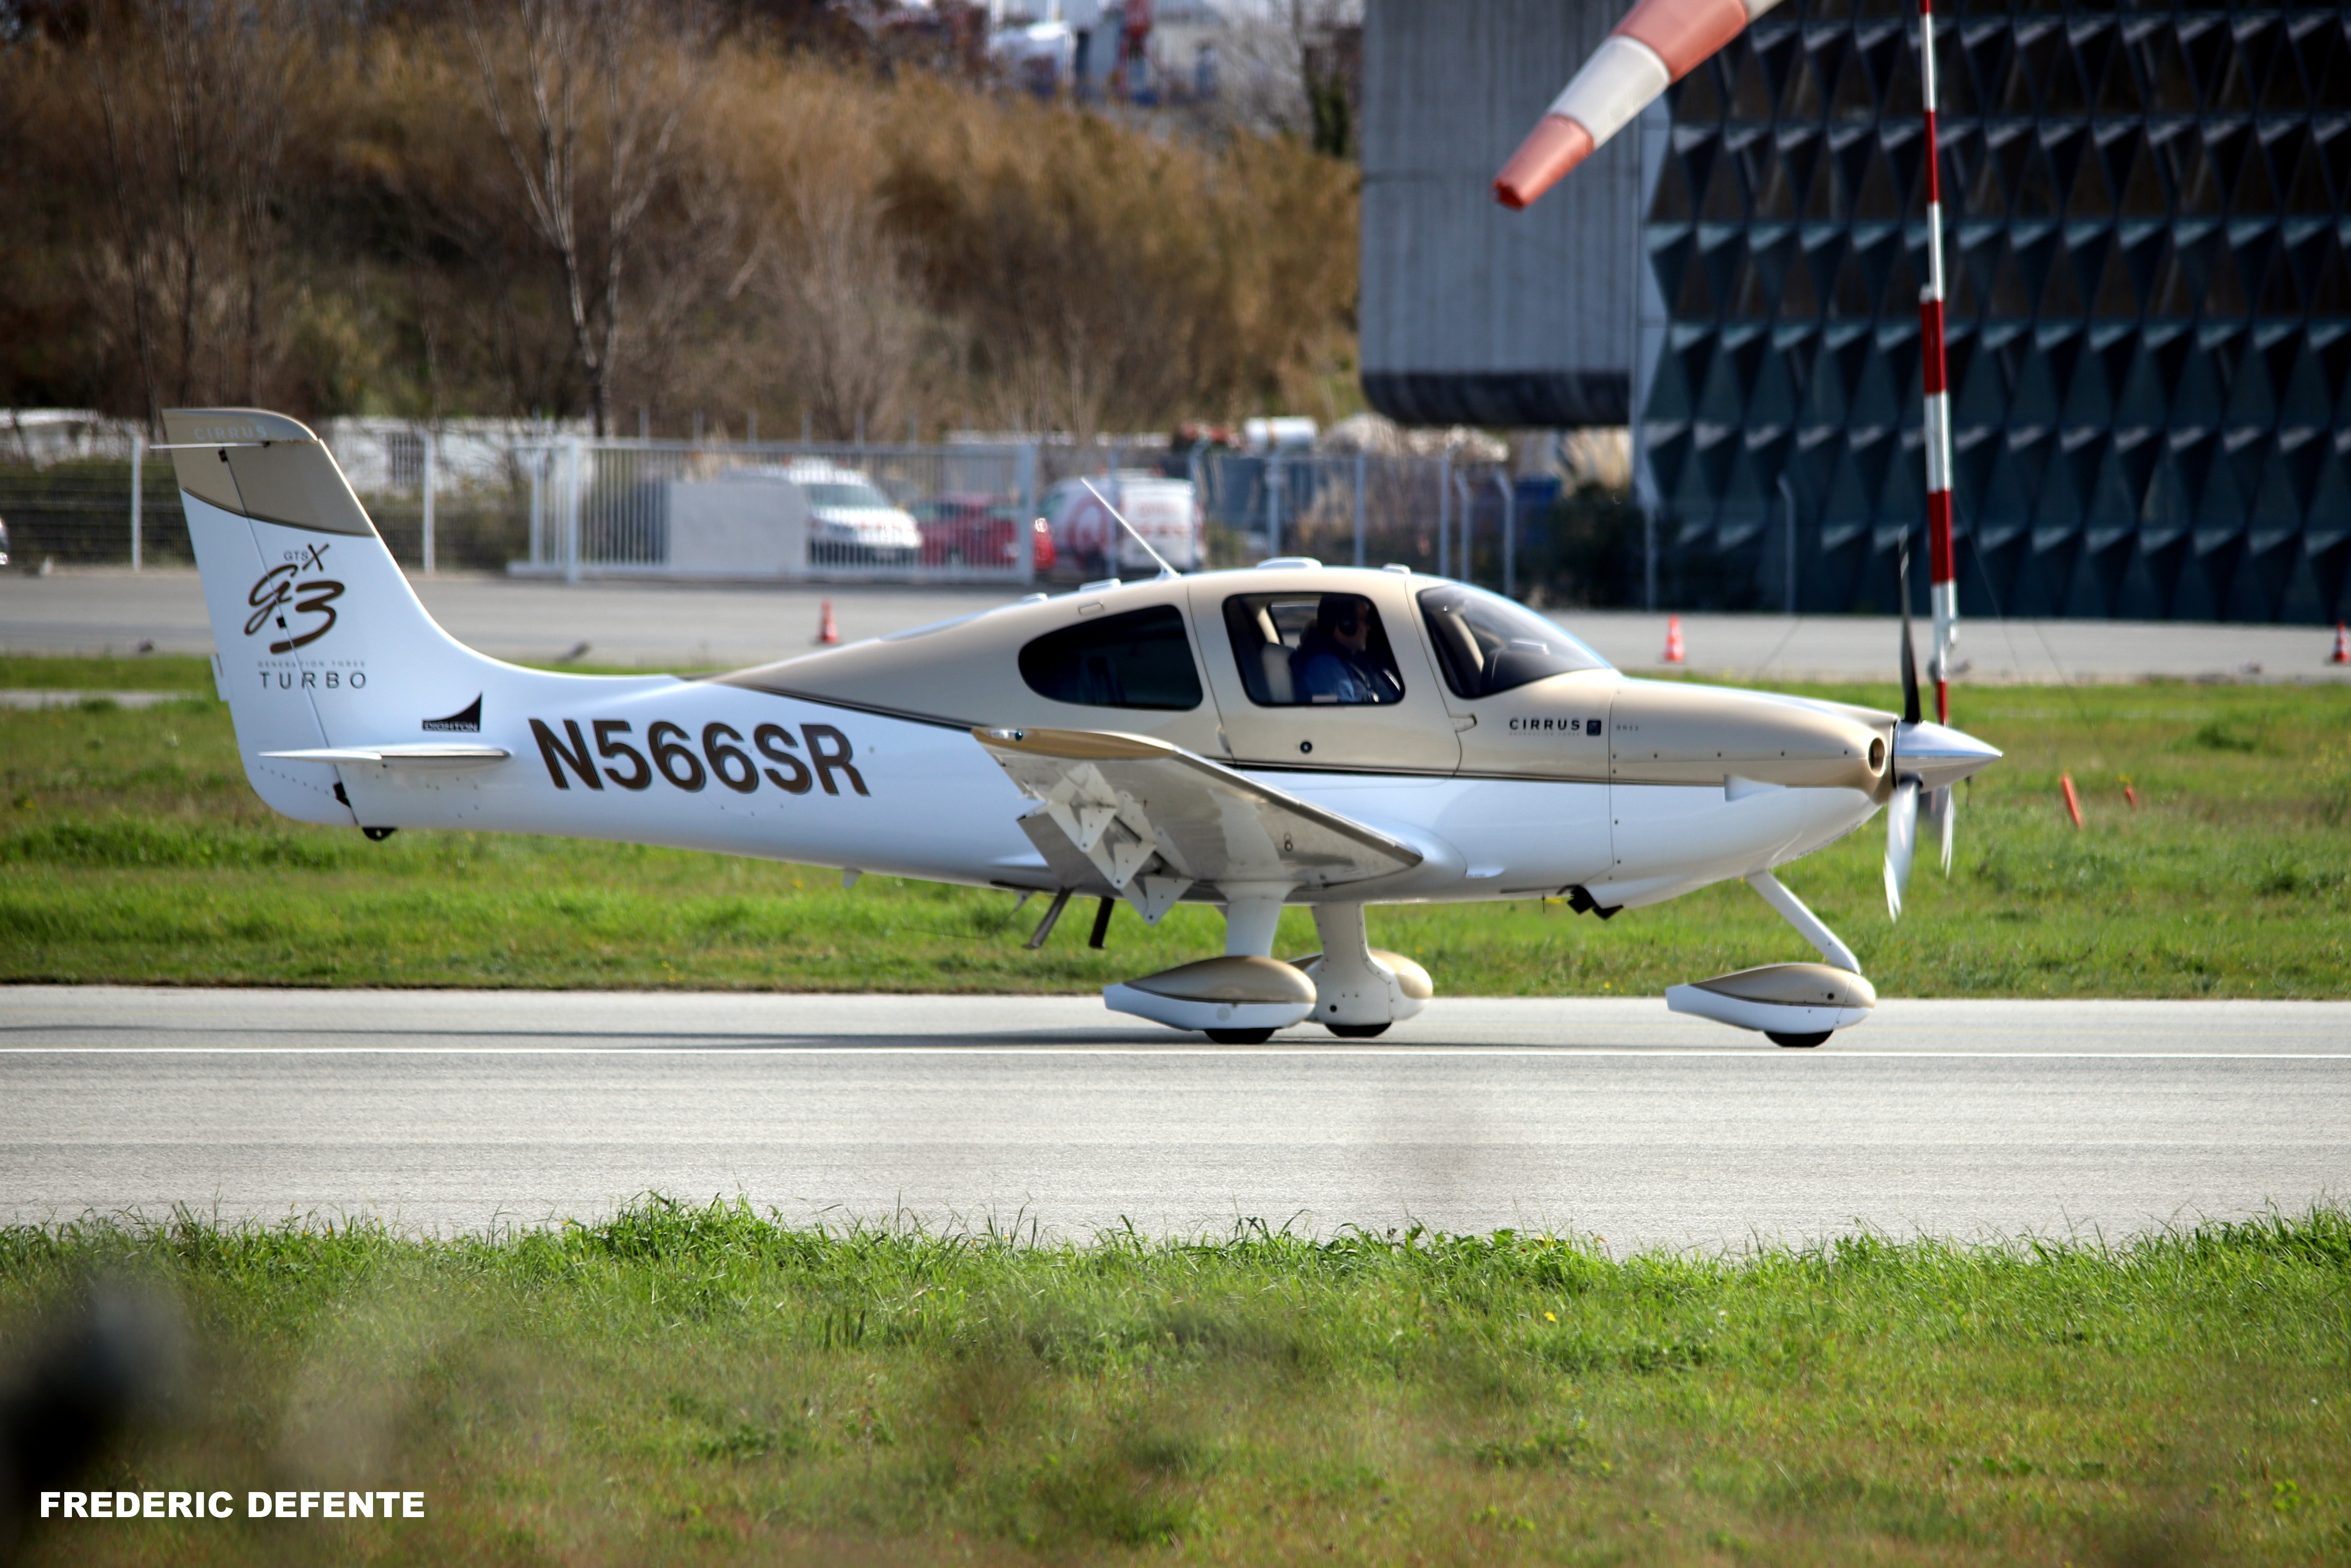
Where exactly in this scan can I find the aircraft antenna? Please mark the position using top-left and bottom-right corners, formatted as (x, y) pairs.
(1080, 477), (1180, 580)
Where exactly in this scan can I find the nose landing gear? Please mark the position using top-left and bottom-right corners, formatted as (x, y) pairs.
(1665, 871), (1875, 1047)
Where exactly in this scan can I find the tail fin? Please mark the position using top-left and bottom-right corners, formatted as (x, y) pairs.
(168, 408), (515, 824)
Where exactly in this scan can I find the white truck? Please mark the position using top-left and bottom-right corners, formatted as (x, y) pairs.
(1043, 470), (1203, 579)
(664, 462), (920, 577)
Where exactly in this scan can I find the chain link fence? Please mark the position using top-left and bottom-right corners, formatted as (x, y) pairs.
(0, 416), (1645, 606)
(510, 439), (1043, 583)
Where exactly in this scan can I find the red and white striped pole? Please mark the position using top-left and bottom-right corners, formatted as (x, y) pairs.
(1917, 0), (1956, 724)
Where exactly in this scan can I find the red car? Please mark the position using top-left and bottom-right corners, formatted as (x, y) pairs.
(912, 495), (1056, 573)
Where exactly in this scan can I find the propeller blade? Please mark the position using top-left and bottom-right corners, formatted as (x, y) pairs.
(1897, 533), (1922, 726)
(1884, 778), (1918, 920)
(1936, 784), (1954, 875)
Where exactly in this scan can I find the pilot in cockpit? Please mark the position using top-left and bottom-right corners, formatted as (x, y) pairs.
(1290, 593), (1404, 705)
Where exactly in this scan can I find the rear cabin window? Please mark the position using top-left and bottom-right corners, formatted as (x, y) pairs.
(1418, 585), (1610, 698)
(1221, 592), (1406, 707)
(1018, 605), (1203, 710)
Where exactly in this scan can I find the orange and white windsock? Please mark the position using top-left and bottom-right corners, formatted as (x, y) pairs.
(1492, 0), (1788, 210)
(1916, 0), (1957, 722)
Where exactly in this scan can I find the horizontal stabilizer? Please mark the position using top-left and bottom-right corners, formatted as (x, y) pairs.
(260, 744), (512, 767)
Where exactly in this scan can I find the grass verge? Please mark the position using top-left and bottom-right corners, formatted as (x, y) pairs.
(4, 1201), (2348, 1565)
(3, 659), (2349, 994)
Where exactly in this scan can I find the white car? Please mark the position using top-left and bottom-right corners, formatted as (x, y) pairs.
(730, 463), (920, 566)
(1044, 471), (1203, 579)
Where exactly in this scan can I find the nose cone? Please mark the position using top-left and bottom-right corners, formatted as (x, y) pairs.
(1894, 720), (2002, 791)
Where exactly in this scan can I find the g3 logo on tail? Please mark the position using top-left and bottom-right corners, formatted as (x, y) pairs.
(246, 544), (344, 653)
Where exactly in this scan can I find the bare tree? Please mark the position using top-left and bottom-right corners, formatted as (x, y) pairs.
(224, 3), (304, 405)
(464, 0), (704, 436)
(779, 180), (922, 441)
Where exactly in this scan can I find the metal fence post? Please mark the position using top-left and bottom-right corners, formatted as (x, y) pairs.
(1437, 452), (1451, 578)
(421, 427), (438, 575)
(129, 430), (143, 571)
(1265, 452), (1282, 558)
(1453, 470), (1474, 589)
(1352, 449), (1366, 568)
(564, 435), (584, 583)
(1496, 471), (1516, 600)
(1644, 506), (1657, 612)
(1778, 474), (1797, 615)
(528, 447), (545, 569)
(1188, 443), (1207, 564)
(1017, 442), (1038, 585)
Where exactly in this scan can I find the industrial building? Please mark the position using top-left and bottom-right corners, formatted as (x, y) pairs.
(1362, 0), (2351, 622)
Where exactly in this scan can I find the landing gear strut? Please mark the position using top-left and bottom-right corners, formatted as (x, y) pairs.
(1664, 872), (1876, 1047)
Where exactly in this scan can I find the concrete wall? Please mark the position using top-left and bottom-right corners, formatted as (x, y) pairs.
(1359, 0), (1647, 428)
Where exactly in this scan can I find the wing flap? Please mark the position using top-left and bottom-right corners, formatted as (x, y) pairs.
(973, 727), (1421, 908)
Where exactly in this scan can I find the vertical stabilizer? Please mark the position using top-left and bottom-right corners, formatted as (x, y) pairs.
(165, 408), (515, 825)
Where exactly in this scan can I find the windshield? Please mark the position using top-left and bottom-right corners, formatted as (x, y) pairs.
(1417, 585), (1611, 698)
(804, 481), (893, 510)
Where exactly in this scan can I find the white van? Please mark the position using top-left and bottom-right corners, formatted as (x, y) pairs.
(663, 462), (921, 576)
(1043, 471), (1203, 579)
(775, 463), (921, 566)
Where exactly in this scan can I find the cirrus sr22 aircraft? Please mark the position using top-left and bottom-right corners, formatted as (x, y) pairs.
(166, 407), (1998, 1046)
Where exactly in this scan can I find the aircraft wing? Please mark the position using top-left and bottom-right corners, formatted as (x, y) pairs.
(972, 726), (1422, 921)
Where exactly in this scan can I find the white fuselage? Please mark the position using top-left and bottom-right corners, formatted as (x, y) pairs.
(193, 493), (1877, 911)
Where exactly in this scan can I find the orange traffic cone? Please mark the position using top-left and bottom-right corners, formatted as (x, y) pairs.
(2331, 622), (2349, 665)
(815, 600), (839, 646)
(1662, 615), (1685, 665)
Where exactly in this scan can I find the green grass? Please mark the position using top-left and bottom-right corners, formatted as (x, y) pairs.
(6, 1201), (2348, 1564)
(0, 652), (219, 693)
(4, 657), (2350, 993)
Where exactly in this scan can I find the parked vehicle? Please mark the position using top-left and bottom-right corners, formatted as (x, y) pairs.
(1043, 471), (1202, 579)
(0, 514), (9, 568)
(729, 463), (920, 566)
(911, 494), (1056, 573)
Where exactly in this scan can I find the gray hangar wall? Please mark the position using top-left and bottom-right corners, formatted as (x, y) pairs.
(1359, 0), (1652, 427)
(1362, 0), (2351, 626)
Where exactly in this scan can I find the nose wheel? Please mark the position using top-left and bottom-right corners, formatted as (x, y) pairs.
(1766, 1030), (1832, 1049)
(1206, 1027), (1278, 1044)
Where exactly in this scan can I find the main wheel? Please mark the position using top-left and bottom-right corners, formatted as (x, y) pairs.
(1205, 1027), (1276, 1045)
(1326, 1023), (1391, 1039)
(1766, 1030), (1831, 1049)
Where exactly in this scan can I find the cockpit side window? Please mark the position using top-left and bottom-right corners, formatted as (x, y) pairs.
(1221, 592), (1406, 707)
(1018, 604), (1203, 710)
(1416, 585), (1611, 698)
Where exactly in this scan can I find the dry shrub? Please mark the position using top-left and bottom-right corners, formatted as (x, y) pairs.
(0, 8), (1359, 438)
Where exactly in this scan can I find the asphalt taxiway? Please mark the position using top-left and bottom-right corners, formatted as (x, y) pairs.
(4, 989), (2343, 1249)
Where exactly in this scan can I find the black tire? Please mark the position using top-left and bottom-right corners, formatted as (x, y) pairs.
(1205, 1027), (1276, 1045)
(1767, 1030), (1831, 1049)
(1326, 1023), (1391, 1039)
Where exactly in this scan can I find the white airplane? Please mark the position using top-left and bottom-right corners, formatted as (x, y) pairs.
(162, 407), (1998, 1046)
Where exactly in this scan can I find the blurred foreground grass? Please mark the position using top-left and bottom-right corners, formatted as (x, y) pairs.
(3, 655), (2349, 994)
(4, 1200), (2348, 1565)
